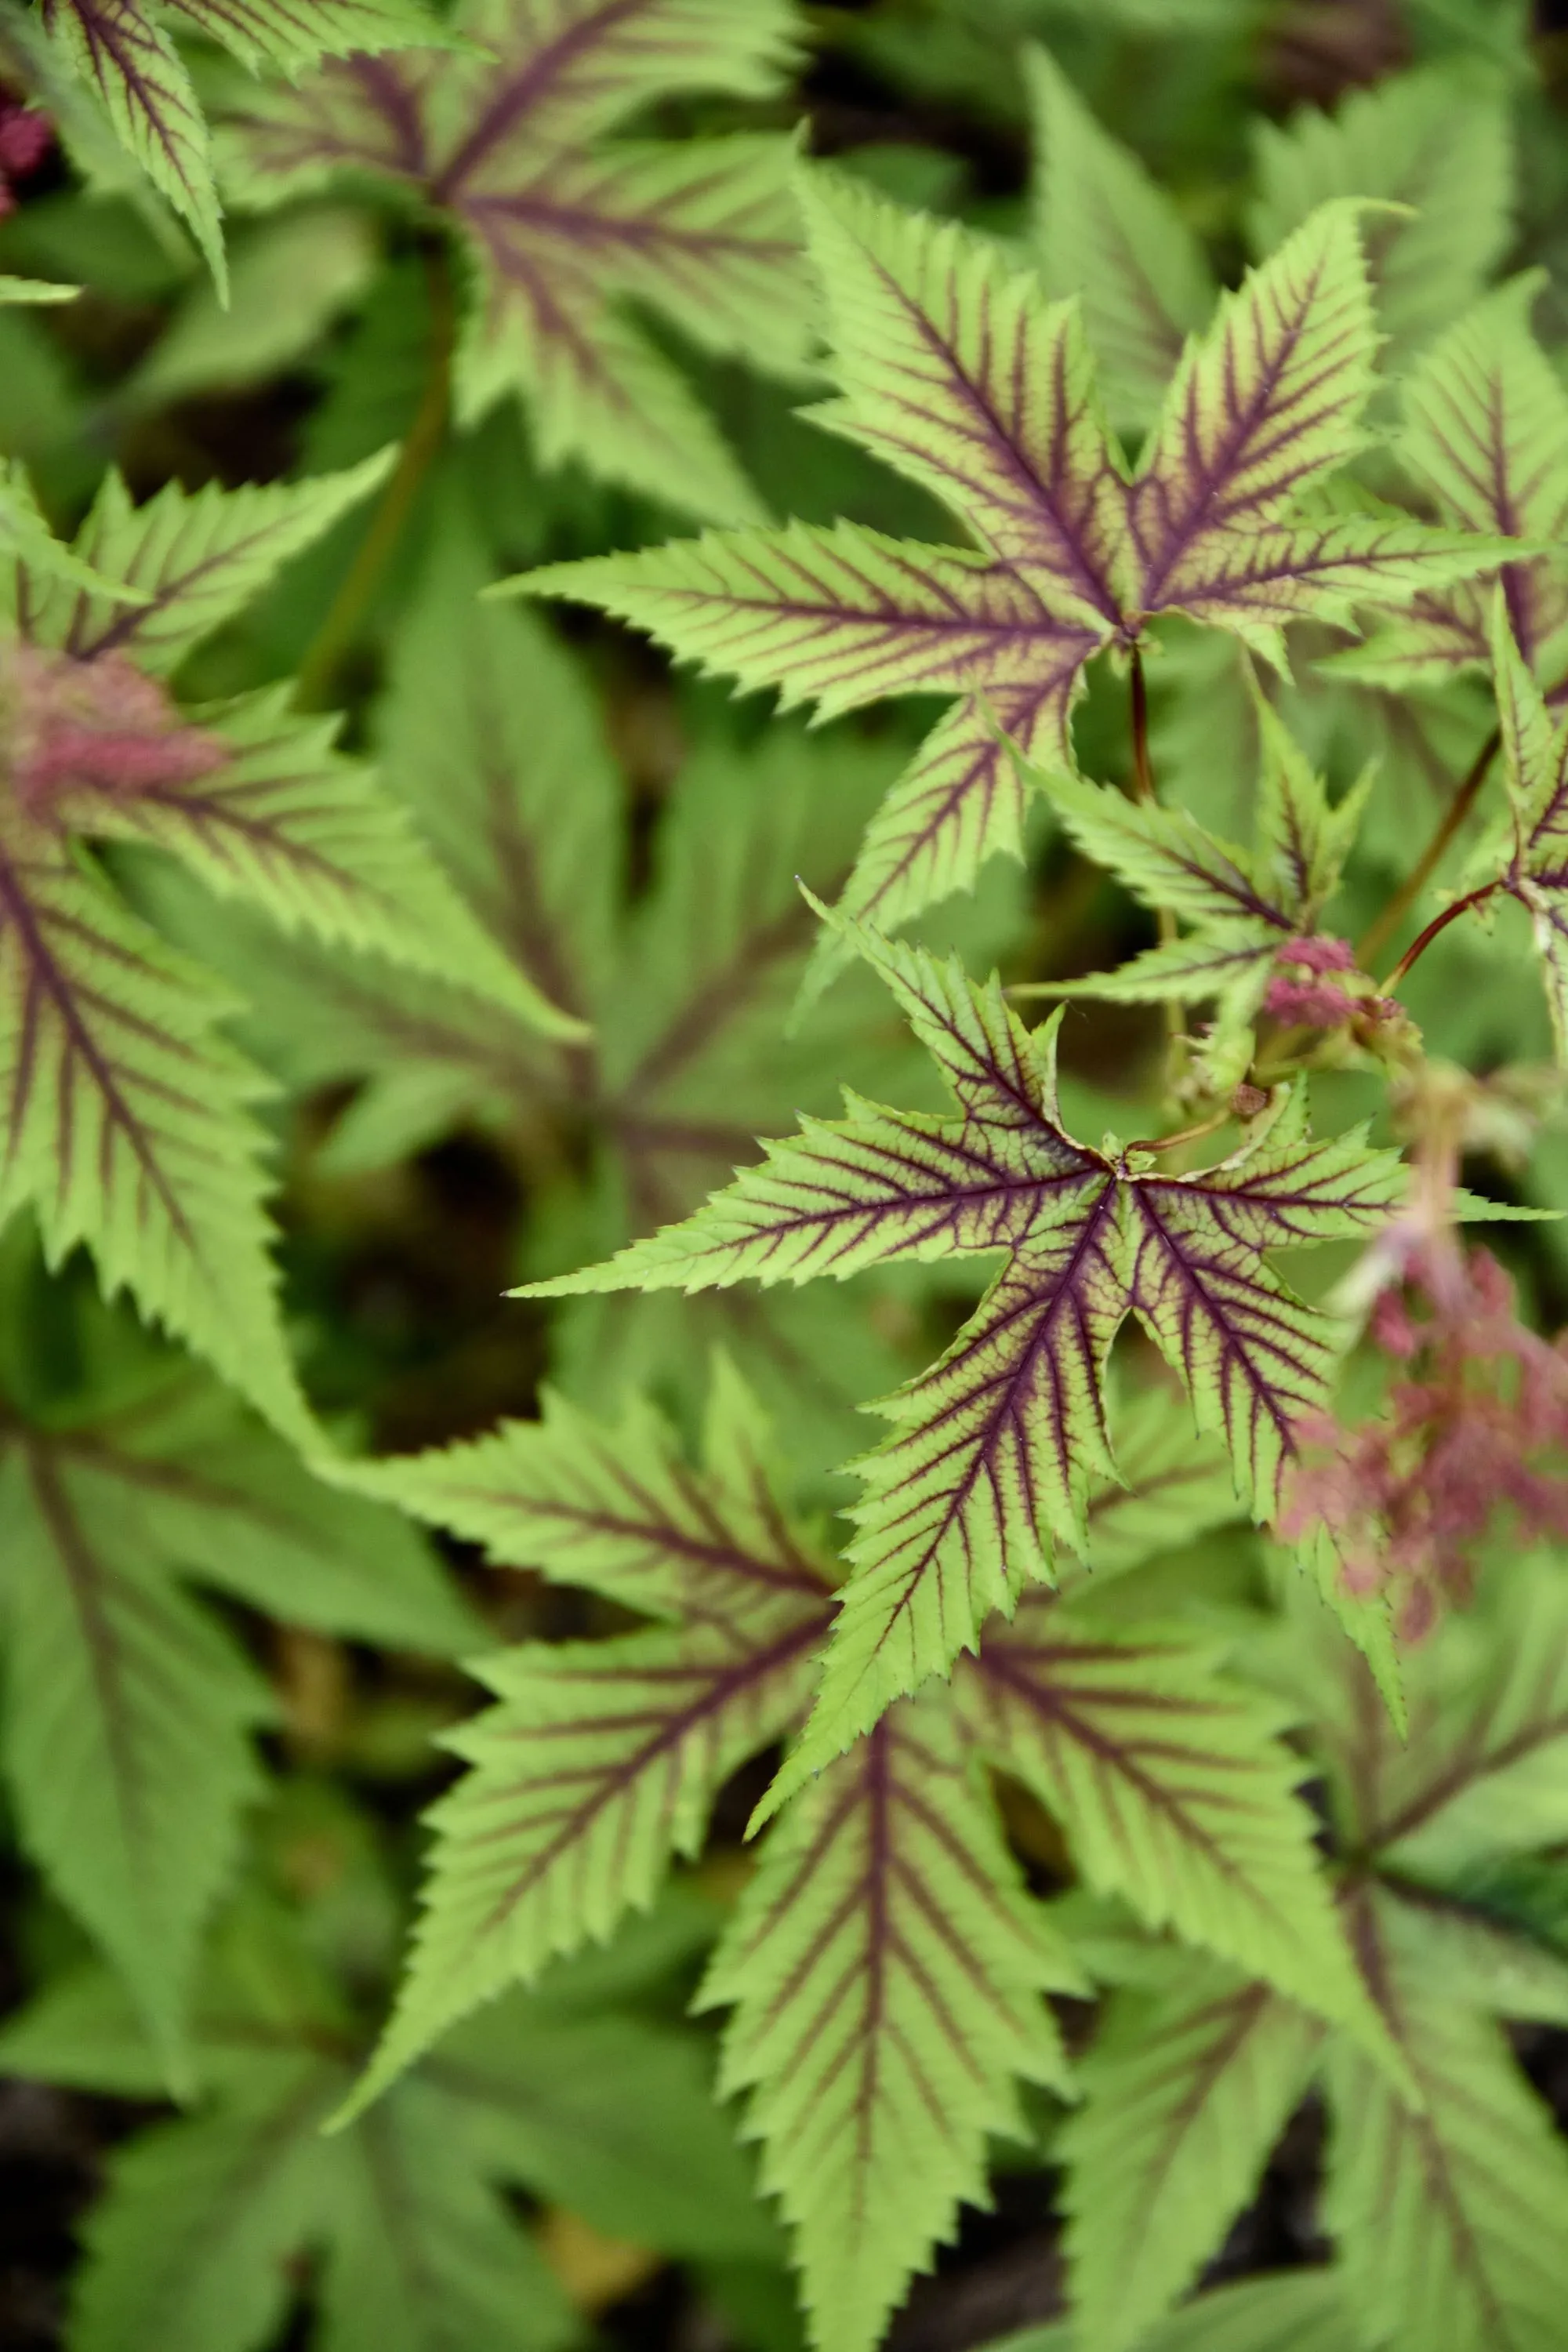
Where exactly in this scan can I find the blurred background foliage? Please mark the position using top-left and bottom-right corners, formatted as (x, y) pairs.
(2, 2), (1568, 2349)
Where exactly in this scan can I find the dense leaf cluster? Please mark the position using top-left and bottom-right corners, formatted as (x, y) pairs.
(2, 6), (1568, 2352)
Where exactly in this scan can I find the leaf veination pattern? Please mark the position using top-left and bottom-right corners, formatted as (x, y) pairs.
(524, 171), (1508, 963)
(346, 1378), (839, 2105)
(1028, 691), (1371, 1074)
(1331, 276), (1568, 695)
(532, 910), (1405, 1779)
(1487, 604), (1568, 1063)
(0, 466), (575, 1428)
(217, 0), (813, 520)
(348, 1368), (1385, 2352)
(39, 0), (454, 285)
(699, 1693), (1073, 2352)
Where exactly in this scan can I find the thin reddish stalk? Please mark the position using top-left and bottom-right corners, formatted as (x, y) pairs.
(1381, 882), (1501, 993)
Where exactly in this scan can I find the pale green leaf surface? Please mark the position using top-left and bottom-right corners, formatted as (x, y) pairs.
(0, 1440), (267, 2072)
(1247, 67), (1512, 359)
(1061, 1951), (1321, 2352)
(71, 684), (580, 1034)
(40, 0), (225, 285)
(700, 1690), (1074, 2352)
(1325, 1909), (1568, 2352)
(346, 1371), (834, 2108)
(0, 823), (304, 1434)
(956, 1602), (1388, 2047)
(10, 454), (394, 677)
(1025, 47), (1214, 436)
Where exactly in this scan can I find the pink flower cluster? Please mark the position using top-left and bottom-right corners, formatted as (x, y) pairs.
(1282, 1241), (1568, 1639)
(3, 644), (226, 822)
(1263, 935), (1399, 1031)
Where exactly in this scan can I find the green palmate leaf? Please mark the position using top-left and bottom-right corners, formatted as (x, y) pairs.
(1025, 46), (1214, 437)
(0, 457), (146, 604)
(9, 453), (394, 676)
(155, 510), (979, 1465)
(67, 684), (579, 1031)
(954, 1602), (1385, 2045)
(40, 0), (226, 286)
(0, 1915), (604, 2352)
(0, 1330), (473, 2071)
(1025, 689), (1373, 1064)
(38, 0), (457, 289)
(532, 911), (1405, 1770)
(1490, 600), (1568, 1062)
(524, 172), (1506, 962)
(1343, 1549), (1568, 1884)
(1059, 1951), (1321, 2352)
(1329, 277), (1568, 693)
(1065, 1385), (1242, 1583)
(1247, 66), (1512, 365)
(0, 827), (304, 1431)
(0, 466), (577, 1425)
(1324, 1895), (1568, 2352)
(698, 1687), (1076, 2352)
(340, 1368), (837, 2108)
(216, 0), (811, 521)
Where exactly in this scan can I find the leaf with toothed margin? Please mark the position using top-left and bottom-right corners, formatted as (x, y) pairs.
(0, 1320), (474, 2078)
(334, 1363), (837, 2116)
(55, 684), (583, 1036)
(1328, 277), (1568, 695)
(0, 461), (148, 608)
(1247, 66), (1513, 367)
(1025, 45), (1215, 437)
(1488, 597), (1568, 1064)
(1058, 1948), (1322, 2352)
(214, 0), (812, 522)
(39, 0), (227, 286)
(949, 1600), (1397, 2063)
(696, 1687), (1077, 2352)
(521, 173), (1510, 975)
(5, 455), (395, 677)
(528, 905), (1406, 1777)
(1023, 689), (1373, 1051)
(38, 0), (459, 287)
(1324, 1887), (1568, 2352)
(0, 817), (309, 1436)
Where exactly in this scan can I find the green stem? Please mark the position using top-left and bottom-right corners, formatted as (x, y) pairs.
(292, 244), (456, 713)
(1357, 724), (1501, 971)
(1128, 645), (1181, 1044)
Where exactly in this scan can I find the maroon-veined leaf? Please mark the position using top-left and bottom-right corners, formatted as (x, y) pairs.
(524, 174), (1508, 963)
(1022, 691), (1374, 1076)
(339, 1364), (836, 2110)
(216, 0), (812, 521)
(954, 1599), (1392, 2054)
(1025, 44), (1214, 437)
(39, 0), (224, 284)
(1060, 1951), (1321, 2352)
(60, 684), (581, 1032)
(1490, 598), (1568, 1062)
(8, 454), (394, 677)
(530, 908), (1405, 1778)
(1324, 1888), (1568, 2352)
(697, 1689), (1076, 2352)
(0, 817), (307, 1435)
(1247, 64), (1514, 368)
(1327, 275), (1568, 692)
